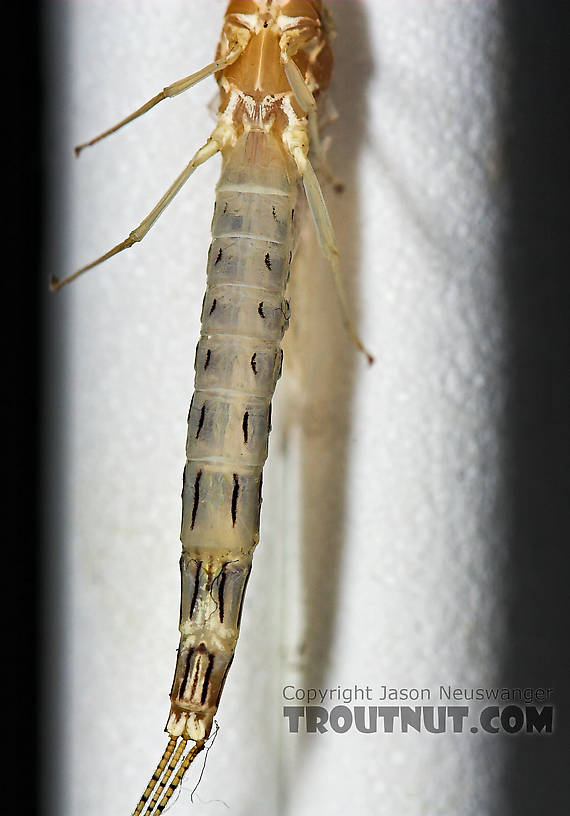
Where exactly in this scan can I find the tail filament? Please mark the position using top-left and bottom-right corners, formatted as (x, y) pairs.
(132, 737), (206, 816)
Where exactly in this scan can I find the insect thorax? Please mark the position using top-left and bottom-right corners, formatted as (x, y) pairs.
(216, 0), (333, 146)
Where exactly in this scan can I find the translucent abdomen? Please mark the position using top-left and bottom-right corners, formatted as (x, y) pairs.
(168, 128), (299, 741)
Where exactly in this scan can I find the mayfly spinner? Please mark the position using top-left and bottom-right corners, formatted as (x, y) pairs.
(54, 2), (372, 813)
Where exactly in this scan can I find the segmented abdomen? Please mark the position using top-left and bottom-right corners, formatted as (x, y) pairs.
(167, 129), (298, 741)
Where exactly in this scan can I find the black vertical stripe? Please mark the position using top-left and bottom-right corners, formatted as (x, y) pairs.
(178, 648), (194, 699)
(200, 654), (215, 704)
(218, 563), (227, 623)
(196, 403), (206, 438)
(191, 471), (202, 530)
(189, 561), (202, 620)
(231, 474), (239, 526)
(190, 649), (203, 699)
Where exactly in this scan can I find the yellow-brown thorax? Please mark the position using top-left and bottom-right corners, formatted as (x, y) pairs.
(216, 0), (333, 141)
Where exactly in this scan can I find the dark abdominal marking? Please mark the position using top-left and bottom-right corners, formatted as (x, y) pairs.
(231, 474), (239, 526)
(195, 403), (206, 438)
(189, 561), (202, 620)
(190, 471), (202, 530)
(218, 563), (227, 623)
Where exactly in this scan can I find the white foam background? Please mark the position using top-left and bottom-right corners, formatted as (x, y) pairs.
(47, 1), (511, 813)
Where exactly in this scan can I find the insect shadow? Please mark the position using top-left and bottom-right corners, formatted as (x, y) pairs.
(277, 1), (375, 804)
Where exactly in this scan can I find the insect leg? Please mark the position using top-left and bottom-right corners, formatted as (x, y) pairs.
(292, 145), (374, 365)
(281, 47), (343, 191)
(51, 137), (221, 291)
(75, 35), (249, 156)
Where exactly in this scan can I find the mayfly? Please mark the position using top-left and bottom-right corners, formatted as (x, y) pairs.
(55, 2), (372, 813)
